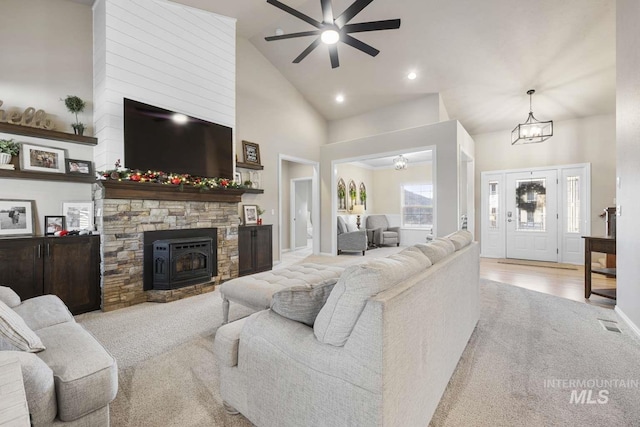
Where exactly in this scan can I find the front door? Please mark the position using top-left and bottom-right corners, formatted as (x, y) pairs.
(506, 170), (558, 262)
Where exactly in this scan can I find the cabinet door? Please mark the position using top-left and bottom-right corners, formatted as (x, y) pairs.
(238, 227), (255, 277)
(253, 225), (273, 273)
(0, 238), (43, 300)
(43, 236), (100, 314)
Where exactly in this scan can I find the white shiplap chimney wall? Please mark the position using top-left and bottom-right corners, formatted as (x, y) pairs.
(92, 0), (236, 171)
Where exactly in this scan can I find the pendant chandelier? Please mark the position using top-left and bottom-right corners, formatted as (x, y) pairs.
(511, 89), (553, 145)
(393, 154), (408, 170)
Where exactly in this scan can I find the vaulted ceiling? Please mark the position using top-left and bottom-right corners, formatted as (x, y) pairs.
(90, 0), (618, 135)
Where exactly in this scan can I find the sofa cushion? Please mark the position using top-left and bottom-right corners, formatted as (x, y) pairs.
(13, 295), (74, 331)
(0, 286), (21, 308)
(0, 351), (57, 425)
(271, 281), (336, 326)
(397, 246), (433, 268)
(214, 317), (247, 367)
(431, 237), (456, 255)
(413, 243), (448, 264)
(0, 300), (46, 353)
(446, 230), (473, 251)
(314, 252), (424, 346)
(36, 322), (118, 422)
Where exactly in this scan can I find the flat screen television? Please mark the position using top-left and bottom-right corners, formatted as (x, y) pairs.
(123, 98), (233, 178)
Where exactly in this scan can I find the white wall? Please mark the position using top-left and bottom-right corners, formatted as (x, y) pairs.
(93, 0), (236, 170)
(328, 94), (444, 143)
(616, 0), (640, 334)
(321, 120), (463, 254)
(236, 38), (328, 261)
(472, 114), (616, 241)
(0, 0), (95, 235)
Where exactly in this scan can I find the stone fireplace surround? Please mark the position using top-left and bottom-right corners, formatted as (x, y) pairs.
(94, 181), (243, 311)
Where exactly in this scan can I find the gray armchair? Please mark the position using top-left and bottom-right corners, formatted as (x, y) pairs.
(365, 214), (400, 247)
(337, 217), (367, 256)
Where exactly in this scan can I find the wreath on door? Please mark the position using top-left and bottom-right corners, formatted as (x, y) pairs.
(515, 182), (546, 213)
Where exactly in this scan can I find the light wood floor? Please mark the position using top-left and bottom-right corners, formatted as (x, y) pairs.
(481, 258), (617, 309)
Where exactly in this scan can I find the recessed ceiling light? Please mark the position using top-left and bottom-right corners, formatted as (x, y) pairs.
(172, 113), (188, 124)
(321, 29), (340, 45)
(336, 94), (345, 103)
(407, 71), (417, 80)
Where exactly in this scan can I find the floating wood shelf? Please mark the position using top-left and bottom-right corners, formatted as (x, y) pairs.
(0, 169), (97, 184)
(236, 162), (264, 170)
(98, 180), (246, 203)
(243, 188), (264, 194)
(0, 122), (98, 146)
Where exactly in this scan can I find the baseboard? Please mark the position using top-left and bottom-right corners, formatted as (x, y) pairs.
(319, 251), (335, 257)
(615, 306), (640, 339)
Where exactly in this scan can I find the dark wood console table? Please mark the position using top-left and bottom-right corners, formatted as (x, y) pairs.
(582, 236), (616, 300)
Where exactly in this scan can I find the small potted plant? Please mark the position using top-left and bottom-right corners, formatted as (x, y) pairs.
(63, 95), (86, 136)
(0, 139), (20, 165)
(257, 206), (265, 225)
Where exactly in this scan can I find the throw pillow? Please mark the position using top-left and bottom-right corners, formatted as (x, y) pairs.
(0, 285), (21, 308)
(314, 252), (425, 346)
(0, 300), (45, 352)
(271, 281), (337, 326)
(346, 223), (358, 232)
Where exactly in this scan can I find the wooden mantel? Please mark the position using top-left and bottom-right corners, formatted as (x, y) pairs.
(97, 180), (245, 203)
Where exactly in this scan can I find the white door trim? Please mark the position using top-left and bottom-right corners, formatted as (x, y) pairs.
(480, 163), (591, 264)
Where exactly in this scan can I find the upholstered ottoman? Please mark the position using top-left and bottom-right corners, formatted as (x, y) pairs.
(220, 263), (345, 323)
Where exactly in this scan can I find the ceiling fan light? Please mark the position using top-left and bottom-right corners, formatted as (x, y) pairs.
(321, 29), (340, 45)
(336, 94), (345, 103)
(407, 71), (417, 80)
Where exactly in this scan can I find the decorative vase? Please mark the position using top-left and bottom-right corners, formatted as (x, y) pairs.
(0, 153), (11, 164)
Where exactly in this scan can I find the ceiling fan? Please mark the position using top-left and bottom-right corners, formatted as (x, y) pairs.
(264, 0), (401, 69)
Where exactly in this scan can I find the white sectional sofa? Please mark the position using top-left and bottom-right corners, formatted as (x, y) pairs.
(0, 291), (118, 426)
(214, 232), (479, 426)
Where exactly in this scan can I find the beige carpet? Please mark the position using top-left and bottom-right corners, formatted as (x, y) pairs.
(77, 273), (640, 426)
(497, 258), (579, 270)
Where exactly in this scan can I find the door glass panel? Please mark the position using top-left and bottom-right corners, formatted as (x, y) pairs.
(515, 179), (546, 231)
(489, 181), (499, 229)
(567, 176), (580, 233)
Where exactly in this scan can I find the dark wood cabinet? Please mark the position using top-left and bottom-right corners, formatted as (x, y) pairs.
(0, 235), (100, 314)
(238, 225), (273, 277)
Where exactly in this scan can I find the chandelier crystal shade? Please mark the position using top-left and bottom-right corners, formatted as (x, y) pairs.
(511, 89), (553, 145)
(393, 154), (408, 170)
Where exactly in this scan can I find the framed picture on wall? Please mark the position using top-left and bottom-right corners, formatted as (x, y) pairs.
(62, 201), (94, 231)
(242, 140), (261, 166)
(20, 143), (66, 173)
(0, 199), (35, 237)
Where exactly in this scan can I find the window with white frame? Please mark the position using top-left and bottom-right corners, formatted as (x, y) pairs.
(401, 183), (433, 228)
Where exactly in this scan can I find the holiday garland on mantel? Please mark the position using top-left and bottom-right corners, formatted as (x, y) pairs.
(515, 181), (546, 213)
(99, 160), (245, 191)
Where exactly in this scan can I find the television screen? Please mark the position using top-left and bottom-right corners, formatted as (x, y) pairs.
(123, 98), (233, 178)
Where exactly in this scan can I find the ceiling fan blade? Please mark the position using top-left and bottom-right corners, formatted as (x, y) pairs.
(329, 44), (340, 68)
(335, 0), (374, 27)
(293, 38), (322, 63)
(342, 19), (401, 33)
(267, 0), (323, 29)
(320, 0), (334, 24)
(265, 30), (321, 41)
(342, 34), (379, 57)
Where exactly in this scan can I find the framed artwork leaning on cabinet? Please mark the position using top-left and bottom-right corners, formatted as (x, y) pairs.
(0, 199), (35, 237)
(62, 201), (94, 231)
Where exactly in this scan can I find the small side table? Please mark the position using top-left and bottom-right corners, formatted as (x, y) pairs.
(582, 236), (616, 300)
(0, 358), (30, 426)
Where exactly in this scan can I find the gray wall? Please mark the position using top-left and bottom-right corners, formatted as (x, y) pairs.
(616, 0), (640, 333)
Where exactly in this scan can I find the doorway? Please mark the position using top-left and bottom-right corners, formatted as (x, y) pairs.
(291, 178), (312, 251)
(481, 164), (590, 263)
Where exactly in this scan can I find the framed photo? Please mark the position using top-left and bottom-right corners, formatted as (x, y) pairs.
(234, 171), (242, 183)
(242, 140), (261, 166)
(20, 143), (66, 173)
(44, 216), (65, 236)
(66, 158), (93, 175)
(0, 199), (35, 237)
(243, 204), (258, 225)
(62, 201), (94, 231)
